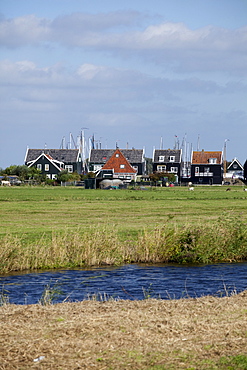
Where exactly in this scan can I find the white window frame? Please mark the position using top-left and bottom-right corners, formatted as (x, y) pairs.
(45, 164), (49, 171)
(158, 156), (165, 162)
(170, 167), (178, 173)
(209, 158), (217, 164)
(169, 156), (175, 162)
(195, 166), (199, 174)
(65, 165), (73, 173)
(37, 164), (42, 171)
(120, 164), (125, 169)
(93, 164), (102, 171)
(157, 165), (166, 172)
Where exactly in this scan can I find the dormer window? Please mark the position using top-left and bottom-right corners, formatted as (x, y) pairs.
(116, 154), (119, 157)
(209, 158), (217, 164)
(169, 156), (175, 162)
(159, 156), (164, 162)
(120, 164), (125, 169)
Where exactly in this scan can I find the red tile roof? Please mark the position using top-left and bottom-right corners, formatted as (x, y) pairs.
(102, 149), (136, 173)
(192, 151), (222, 164)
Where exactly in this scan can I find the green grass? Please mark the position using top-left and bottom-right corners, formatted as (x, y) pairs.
(1, 185), (247, 237)
(0, 185), (247, 272)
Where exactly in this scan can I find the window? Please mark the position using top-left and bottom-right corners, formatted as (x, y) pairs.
(45, 164), (49, 171)
(37, 164), (42, 170)
(170, 167), (178, 173)
(204, 167), (210, 173)
(195, 167), (199, 174)
(120, 164), (125, 169)
(157, 165), (166, 172)
(93, 165), (102, 171)
(65, 165), (73, 173)
(209, 158), (217, 164)
(169, 156), (175, 162)
(158, 156), (164, 162)
(116, 153), (119, 157)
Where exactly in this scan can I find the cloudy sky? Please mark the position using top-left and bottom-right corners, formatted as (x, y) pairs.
(1, 0), (246, 168)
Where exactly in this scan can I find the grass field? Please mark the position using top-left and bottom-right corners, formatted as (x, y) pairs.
(1, 186), (247, 369)
(0, 185), (247, 272)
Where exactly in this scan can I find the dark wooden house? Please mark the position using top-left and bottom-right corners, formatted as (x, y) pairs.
(24, 148), (82, 179)
(244, 160), (247, 183)
(190, 150), (223, 185)
(227, 158), (244, 179)
(152, 149), (182, 182)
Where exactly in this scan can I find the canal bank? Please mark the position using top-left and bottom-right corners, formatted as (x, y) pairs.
(1, 291), (246, 369)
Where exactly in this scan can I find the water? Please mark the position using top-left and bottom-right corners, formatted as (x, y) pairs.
(0, 263), (246, 305)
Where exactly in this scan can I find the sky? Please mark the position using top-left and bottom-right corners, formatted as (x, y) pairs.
(0, 0), (247, 168)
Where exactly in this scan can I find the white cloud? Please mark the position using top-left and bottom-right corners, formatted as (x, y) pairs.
(1, 13), (246, 74)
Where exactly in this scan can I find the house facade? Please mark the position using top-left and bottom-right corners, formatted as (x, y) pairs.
(244, 160), (247, 183)
(226, 158), (244, 179)
(100, 149), (137, 182)
(152, 149), (182, 182)
(24, 148), (82, 179)
(88, 148), (145, 175)
(190, 150), (223, 185)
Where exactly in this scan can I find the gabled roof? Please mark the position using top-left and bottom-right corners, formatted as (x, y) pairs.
(25, 149), (80, 164)
(192, 151), (223, 164)
(227, 158), (243, 171)
(102, 149), (137, 174)
(89, 149), (144, 163)
(27, 153), (63, 171)
(153, 149), (182, 162)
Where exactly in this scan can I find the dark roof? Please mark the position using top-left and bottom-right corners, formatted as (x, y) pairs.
(89, 149), (144, 163)
(153, 149), (182, 163)
(25, 149), (79, 164)
(192, 151), (222, 164)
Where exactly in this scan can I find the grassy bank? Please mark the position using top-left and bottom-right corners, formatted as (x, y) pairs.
(0, 186), (247, 273)
(1, 292), (247, 369)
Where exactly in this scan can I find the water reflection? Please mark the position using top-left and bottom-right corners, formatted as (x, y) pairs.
(0, 263), (246, 305)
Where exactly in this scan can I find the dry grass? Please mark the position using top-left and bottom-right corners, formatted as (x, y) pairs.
(0, 292), (246, 369)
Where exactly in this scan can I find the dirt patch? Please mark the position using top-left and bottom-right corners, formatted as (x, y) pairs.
(0, 292), (247, 369)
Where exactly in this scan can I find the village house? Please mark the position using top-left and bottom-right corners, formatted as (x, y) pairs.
(190, 150), (223, 185)
(226, 158), (244, 180)
(24, 148), (82, 179)
(88, 148), (145, 176)
(97, 148), (137, 183)
(152, 149), (182, 182)
(244, 160), (247, 183)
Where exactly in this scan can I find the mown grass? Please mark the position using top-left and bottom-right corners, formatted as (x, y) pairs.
(0, 185), (247, 273)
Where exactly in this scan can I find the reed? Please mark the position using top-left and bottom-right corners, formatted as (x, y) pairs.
(0, 212), (246, 273)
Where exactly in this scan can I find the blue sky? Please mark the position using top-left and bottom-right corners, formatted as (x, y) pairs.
(0, 0), (246, 168)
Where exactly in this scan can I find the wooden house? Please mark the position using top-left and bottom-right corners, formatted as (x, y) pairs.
(190, 150), (223, 185)
(89, 148), (145, 175)
(24, 148), (82, 179)
(244, 160), (247, 183)
(226, 158), (244, 179)
(152, 149), (182, 182)
(100, 149), (137, 182)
